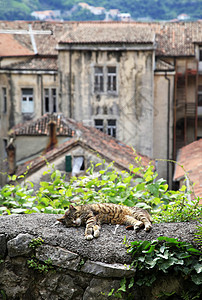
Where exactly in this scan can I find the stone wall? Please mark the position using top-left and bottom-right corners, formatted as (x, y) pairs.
(0, 214), (199, 300)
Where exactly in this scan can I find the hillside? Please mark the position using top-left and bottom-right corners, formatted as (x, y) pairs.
(0, 0), (201, 21)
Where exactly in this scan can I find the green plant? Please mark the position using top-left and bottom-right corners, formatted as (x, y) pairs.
(194, 220), (202, 250)
(29, 237), (44, 249)
(0, 158), (201, 224)
(112, 236), (202, 299)
(27, 256), (53, 273)
(27, 237), (53, 273)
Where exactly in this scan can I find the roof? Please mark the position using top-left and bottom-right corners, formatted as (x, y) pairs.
(59, 22), (155, 44)
(0, 21), (201, 61)
(10, 114), (73, 136)
(155, 59), (175, 72)
(174, 139), (202, 202)
(0, 33), (33, 57)
(3, 57), (58, 71)
(15, 114), (152, 177)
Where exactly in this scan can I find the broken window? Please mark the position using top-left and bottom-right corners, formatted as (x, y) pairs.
(107, 67), (117, 92)
(72, 156), (85, 176)
(44, 88), (57, 113)
(94, 119), (104, 132)
(94, 67), (104, 93)
(107, 119), (116, 137)
(21, 88), (34, 113)
(94, 119), (117, 138)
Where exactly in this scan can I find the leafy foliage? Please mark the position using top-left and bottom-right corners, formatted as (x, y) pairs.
(0, 160), (201, 225)
(112, 236), (202, 299)
(0, 0), (201, 21)
(27, 257), (54, 273)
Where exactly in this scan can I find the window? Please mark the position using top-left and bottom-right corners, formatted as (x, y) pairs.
(94, 119), (104, 132)
(107, 119), (116, 138)
(94, 66), (117, 94)
(2, 88), (7, 113)
(199, 47), (202, 62)
(3, 139), (7, 158)
(21, 88), (34, 113)
(44, 88), (57, 113)
(65, 155), (85, 176)
(198, 86), (202, 107)
(107, 67), (117, 92)
(94, 67), (104, 93)
(94, 119), (117, 138)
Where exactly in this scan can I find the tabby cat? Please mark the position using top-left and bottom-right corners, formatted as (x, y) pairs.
(57, 203), (152, 240)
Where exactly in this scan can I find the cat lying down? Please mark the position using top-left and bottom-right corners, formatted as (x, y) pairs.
(58, 203), (152, 240)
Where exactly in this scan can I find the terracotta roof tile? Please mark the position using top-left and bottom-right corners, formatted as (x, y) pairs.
(59, 22), (155, 44)
(174, 139), (202, 202)
(0, 21), (202, 58)
(15, 114), (152, 177)
(0, 33), (33, 56)
(3, 57), (58, 71)
(10, 114), (73, 136)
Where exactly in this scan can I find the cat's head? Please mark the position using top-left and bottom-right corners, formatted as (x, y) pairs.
(57, 205), (81, 227)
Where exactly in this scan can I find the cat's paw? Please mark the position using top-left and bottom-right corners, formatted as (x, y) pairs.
(134, 221), (143, 231)
(144, 224), (152, 231)
(85, 234), (94, 240)
(93, 229), (100, 238)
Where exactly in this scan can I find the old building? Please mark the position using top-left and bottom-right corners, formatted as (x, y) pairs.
(0, 21), (202, 187)
(11, 114), (152, 190)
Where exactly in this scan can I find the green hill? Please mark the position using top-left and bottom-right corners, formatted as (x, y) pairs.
(0, 0), (201, 21)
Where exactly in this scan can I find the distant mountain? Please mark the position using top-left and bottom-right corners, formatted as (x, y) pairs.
(0, 0), (201, 21)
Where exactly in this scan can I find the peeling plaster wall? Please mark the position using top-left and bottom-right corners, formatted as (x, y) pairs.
(59, 48), (154, 158)
(153, 73), (174, 182)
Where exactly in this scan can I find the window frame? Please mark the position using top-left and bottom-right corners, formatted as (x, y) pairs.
(2, 87), (7, 113)
(93, 65), (117, 95)
(94, 118), (117, 138)
(43, 88), (58, 114)
(21, 88), (34, 114)
(107, 119), (116, 138)
(94, 119), (104, 132)
(107, 67), (117, 93)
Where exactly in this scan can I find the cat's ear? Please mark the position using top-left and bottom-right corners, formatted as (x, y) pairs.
(69, 204), (76, 211)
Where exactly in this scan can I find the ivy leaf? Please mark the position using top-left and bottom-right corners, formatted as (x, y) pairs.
(191, 273), (202, 285)
(194, 263), (202, 274)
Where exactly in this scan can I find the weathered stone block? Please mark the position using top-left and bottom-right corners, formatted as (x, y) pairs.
(7, 233), (34, 257)
(81, 260), (135, 278)
(36, 244), (80, 271)
(83, 278), (120, 300)
(0, 234), (6, 258)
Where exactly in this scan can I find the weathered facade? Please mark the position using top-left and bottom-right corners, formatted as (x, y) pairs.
(0, 21), (202, 187)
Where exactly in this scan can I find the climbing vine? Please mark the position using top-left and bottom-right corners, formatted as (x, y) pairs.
(111, 236), (202, 299)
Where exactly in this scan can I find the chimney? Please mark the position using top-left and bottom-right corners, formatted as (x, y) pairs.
(6, 138), (16, 175)
(44, 120), (58, 153)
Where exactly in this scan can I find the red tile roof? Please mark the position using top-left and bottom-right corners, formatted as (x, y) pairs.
(10, 114), (73, 136)
(15, 114), (152, 177)
(0, 33), (33, 56)
(174, 139), (202, 203)
(3, 57), (58, 71)
(59, 22), (155, 44)
(0, 21), (201, 60)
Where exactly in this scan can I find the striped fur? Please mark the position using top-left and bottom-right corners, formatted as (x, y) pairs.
(58, 203), (152, 240)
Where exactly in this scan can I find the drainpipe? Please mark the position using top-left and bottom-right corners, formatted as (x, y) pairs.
(165, 72), (170, 185)
(69, 46), (72, 118)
